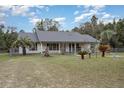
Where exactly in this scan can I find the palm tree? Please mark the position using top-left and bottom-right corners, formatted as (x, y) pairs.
(98, 45), (110, 57)
(12, 37), (33, 55)
(100, 30), (116, 45)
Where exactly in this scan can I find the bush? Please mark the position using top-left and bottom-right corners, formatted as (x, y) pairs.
(42, 48), (50, 57)
(98, 44), (111, 57)
(78, 51), (88, 55)
(78, 50), (88, 60)
(99, 45), (110, 52)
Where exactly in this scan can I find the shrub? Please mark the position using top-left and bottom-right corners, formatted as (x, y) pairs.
(42, 48), (50, 57)
(98, 44), (111, 57)
(78, 51), (88, 55)
(78, 50), (88, 59)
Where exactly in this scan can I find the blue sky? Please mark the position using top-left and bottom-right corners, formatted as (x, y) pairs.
(0, 5), (124, 32)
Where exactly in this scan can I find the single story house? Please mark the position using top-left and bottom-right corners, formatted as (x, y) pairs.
(17, 31), (99, 54)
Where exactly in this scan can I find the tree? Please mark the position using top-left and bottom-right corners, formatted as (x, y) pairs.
(0, 24), (5, 51)
(0, 24), (18, 52)
(116, 19), (124, 47)
(42, 47), (50, 57)
(78, 51), (88, 59)
(72, 27), (80, 32)
(91, 15), (98, 39)
(12, 37), (33, 55)
(35, 19), (44, 31)
(99, 45), (110, 57)
(72, 16), (124, 48)
(20, 29), (25, 33)
(100, 30), (115, 45)
(3, 26), (18, 52)
(35, 18), (60, 31)
(109, 34), (118, 48)
(82, 22), (93, 35)
(104, 23), (114, 30)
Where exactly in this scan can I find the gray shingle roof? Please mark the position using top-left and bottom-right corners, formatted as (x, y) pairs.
(18, 32), (38, 42)
(18, 31), (98, 43)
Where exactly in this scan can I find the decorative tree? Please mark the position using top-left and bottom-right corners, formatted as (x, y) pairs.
(78, 51), (88, 59)
(42, 47), (50, 57)
(98, 45), (110, 57)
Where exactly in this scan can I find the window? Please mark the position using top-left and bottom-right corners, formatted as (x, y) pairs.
(47, 43), (59, 51)
(76, 43), (81, 52)
(29, 43), (37, 51)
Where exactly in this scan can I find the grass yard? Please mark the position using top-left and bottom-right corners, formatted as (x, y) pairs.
(0, 53), (124, 88)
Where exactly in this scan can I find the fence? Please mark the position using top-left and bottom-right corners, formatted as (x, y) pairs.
(111, 48), (124, 52)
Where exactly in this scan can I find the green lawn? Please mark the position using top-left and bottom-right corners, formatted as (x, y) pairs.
(0, 53), (124, 88)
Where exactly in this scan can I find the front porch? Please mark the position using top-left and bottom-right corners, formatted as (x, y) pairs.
(41, 42), (90, 54)
(17, 42), (92, 54)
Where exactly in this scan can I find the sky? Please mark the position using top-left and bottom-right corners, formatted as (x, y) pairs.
(0, 5), (124, 32)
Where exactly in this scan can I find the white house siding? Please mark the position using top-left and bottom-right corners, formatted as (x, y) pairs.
(19, 43), (41, 54)
(19, 42), (92, 54)
(37, 43), (41, 53)
(25, 48), (40, 54)
(65, 43), (69, 53)
(19, 47), (22, 54)
(81, 43), (91, 51)
(40, 42), (60, 54)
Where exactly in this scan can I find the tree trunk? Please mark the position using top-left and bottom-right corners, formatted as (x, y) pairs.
(102, 51), (105, 57)
(22, 47), (26, 55)
(81, 54), (84, 59)
(89, 53), (91, 58)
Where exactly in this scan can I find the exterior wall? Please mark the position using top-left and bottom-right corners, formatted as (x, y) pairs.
(41, 42), (60, 54)
(80, 43), (91, 51)
(19, 43), (41, 54)
(18, 42), (93, 54)
(19, 47), (23, 54)
(26, 43), (41, 54)
(65, 43), (69, 53)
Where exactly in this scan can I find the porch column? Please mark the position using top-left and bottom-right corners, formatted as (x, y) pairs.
(59, 43), (61, 53)
(74, 43), (76, 54)
(40, 42), (43, 54)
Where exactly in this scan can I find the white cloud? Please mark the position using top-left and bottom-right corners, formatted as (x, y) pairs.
(29, 17), (41, 25)
(0, 6), (11, 12)
(11, 6), (30, 16)
(102, 14), (111, 19)
(83, 5), (90, 9)
(34, 5), (49, 12)
(0, 6), (11, 24)
(83, 5), (105, 13)
(74, 12), (93, 23)
(93, 5), (105, 10)
(74, 11), (79, 15)
(10, 6), (43, 25)
(54, 17), (66, 25)
(74, 8), (98, 23)
(0, 12), (6, 18)
(77, 5), (82, 8)
(27, 12), (36, 18)
(74, 5), (117, 24)
(45, 6), (49, 12)
(0, 5), (51, 25)
(34, 5), (45, 9)
(74, 5), (105, 23)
